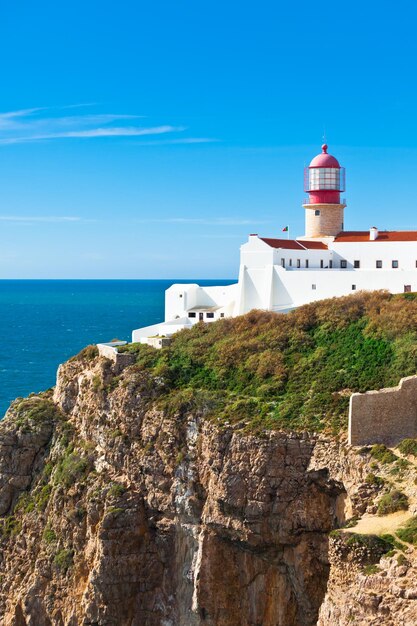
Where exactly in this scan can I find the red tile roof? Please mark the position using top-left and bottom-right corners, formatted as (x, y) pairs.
(260, 237), (328, 250)
(299, 240), (329, 250)
(334, 231), (417, 243)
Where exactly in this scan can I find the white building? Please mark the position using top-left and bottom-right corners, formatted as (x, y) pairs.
(132, 145), (417, 343)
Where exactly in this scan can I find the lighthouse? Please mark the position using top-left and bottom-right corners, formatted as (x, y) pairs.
(302, 144), (346, 238)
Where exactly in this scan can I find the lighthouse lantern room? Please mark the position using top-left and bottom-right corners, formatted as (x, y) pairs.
(301, 144), (346, 239)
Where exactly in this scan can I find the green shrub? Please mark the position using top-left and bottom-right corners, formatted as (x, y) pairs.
(117, 342), (142, 355)
(13, 397), (60, 427)
(70, 345), (98, 361)
(42, 525), (57, 544)
(379, 533), (405, 551)
(370, 444), (398, 464)
(53, 548), (74, 573)
(54, 453), (91, 488)
(397, 438), (417, 457)
(363, 564), (381, 575)
(107, 483), (126, 498)
(344, 532), (395, 557)
(397, 516), (417, 544)
(0, 516), (22, 537)
(92, 375), (102, 392)
(397, 553), (409, 566)
(365, 473), (384, 486)
(390, 458), (411, 477)
(377, 490), (408, 516)
(35, 484), (52, 511)
(14, 492), (34, 514)
(105, 506), (124, 517)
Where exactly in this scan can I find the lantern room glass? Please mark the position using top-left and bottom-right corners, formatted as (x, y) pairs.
(304, 167), (345, 192)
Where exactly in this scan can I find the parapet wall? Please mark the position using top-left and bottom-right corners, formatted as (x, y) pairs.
(349, 375), (417, 446)
(97, 343), (135, 374)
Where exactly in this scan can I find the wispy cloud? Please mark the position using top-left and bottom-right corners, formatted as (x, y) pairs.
(0, 105), (211, 145)
(0, 125), (184, 144)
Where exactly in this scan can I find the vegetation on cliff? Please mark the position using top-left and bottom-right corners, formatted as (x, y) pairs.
(120, 291), (417, 433)
(0, 292), (417, 624)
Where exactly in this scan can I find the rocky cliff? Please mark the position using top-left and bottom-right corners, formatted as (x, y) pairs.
(0, 347), (416, 625)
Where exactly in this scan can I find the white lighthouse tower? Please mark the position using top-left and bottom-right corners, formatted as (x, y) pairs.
(301, 144), (346, 239)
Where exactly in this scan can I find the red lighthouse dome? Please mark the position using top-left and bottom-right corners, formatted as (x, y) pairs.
(304, 144), (345, 204)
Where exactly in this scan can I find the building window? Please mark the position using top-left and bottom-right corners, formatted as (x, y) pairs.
(188, 312), (196, 318)
(297, 259), (300, 268)
(220, 313), (225, 318)
(206, 312), (214, 319)
(354, 260), (360, 268)
(305, 259), (309, 268)
(281, 258), (285, 268)
(289, 259), (292, 267)
(312, 284), (316, 290)
(340, 260), (347, 268)
(352, 285), (356, 290)
(320, 260), (324, 268)
(392, 260), (399, 268)
(329, 260), (333, 268)
(179, 294), (183, 298)
(404, 285), (411, 293)
(415, 260), (417, 268)
(315, 209), (320, 216)
(376, 260), (382, 268)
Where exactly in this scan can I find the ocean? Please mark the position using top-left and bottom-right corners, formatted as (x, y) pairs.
(0, 279), (234, 417)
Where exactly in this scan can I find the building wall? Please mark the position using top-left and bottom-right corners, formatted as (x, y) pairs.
(348, 376), (417, 446)
(165, 284), (199, 320)
(331, 240), (417, 270)
(165, 283), (238, 322)
(266, 266), (417, 310)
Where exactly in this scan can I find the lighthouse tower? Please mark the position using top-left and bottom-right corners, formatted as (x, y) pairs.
(302, 144), (346, 238)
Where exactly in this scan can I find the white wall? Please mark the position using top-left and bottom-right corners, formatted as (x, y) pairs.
(132, 318), (192, 342)
(271, 267), (417, 310)
(331, 241), (417, 270)
(165, 283), (238, 323)
(165, 284), (199, 321)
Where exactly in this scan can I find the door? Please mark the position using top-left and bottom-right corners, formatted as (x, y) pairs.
(199, 312), (204, 321)
(404, 285), (411, 293)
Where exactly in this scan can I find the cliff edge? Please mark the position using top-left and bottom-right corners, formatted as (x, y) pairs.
(0, 293), (417, 625)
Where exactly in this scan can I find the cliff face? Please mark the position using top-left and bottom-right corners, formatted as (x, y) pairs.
(0, 352), (415, 626)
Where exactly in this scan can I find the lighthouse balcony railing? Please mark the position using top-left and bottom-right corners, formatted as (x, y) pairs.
(303, 197), (346, 205)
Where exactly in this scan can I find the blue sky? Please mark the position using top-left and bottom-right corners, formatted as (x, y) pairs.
(1, 0), (417, 278)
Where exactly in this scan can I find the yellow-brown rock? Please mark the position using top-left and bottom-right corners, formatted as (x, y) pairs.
(0, 353), (415, 625)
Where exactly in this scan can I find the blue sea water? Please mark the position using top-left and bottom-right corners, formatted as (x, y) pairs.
(0, 279), (234, 418)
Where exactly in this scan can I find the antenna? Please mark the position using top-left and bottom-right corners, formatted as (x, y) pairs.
(322, 126), (327, 145)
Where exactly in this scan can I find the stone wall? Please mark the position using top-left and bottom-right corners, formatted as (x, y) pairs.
(96, 343), (135, 374)
(348, 375), (417, 446)
(304, 204), (344, 237)
(145, 336), (172, 349)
